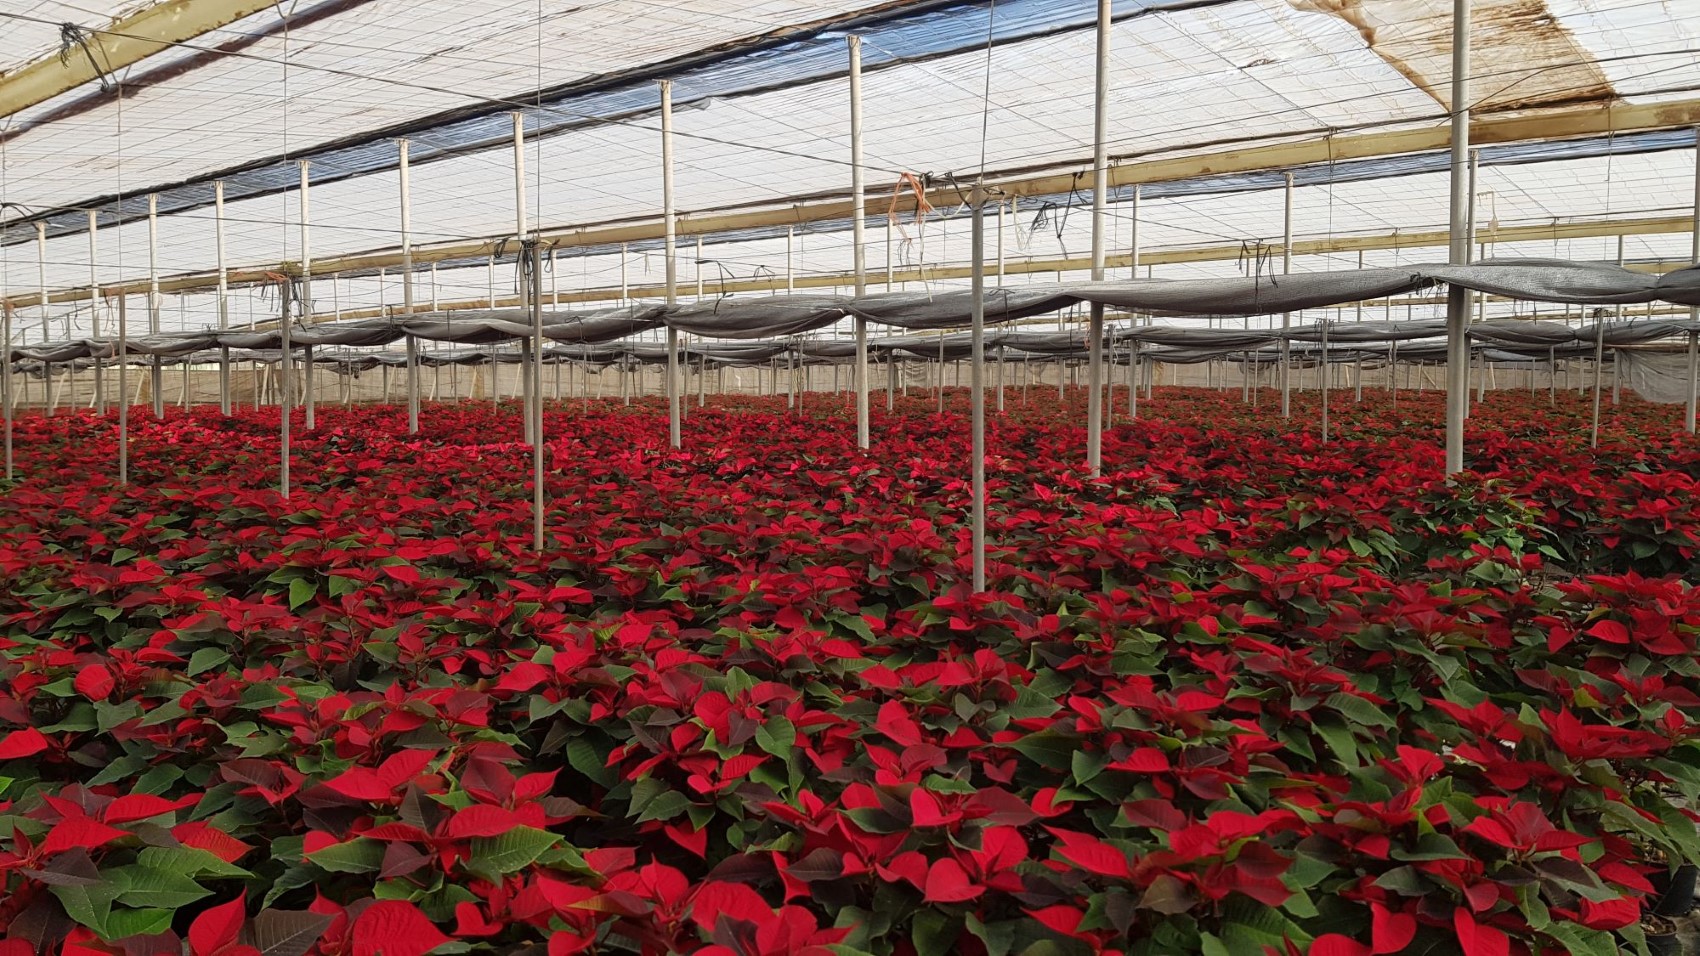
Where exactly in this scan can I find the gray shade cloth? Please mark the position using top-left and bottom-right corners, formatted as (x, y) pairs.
(1465, 320), (1583, 346)
(1071, 268), (1430, 316)
(1284, 319), (1448, 343)
(667, 296), (848, 339)
(1419, 259), (1660, 306)
(848, 288), (1076, 329)
(1619, 351), (1700, 403)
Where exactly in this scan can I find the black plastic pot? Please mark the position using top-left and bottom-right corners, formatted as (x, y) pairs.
(1651, 863), (1699, 917)
(1645, 929), (1680, 956)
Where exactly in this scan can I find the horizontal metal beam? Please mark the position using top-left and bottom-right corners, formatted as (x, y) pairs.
(0, 0), (278, 119)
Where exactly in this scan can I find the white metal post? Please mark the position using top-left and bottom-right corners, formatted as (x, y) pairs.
(970, 184), (987, 593)
(216, 181), (231, 415)
(662, 81), (680, 448)
(36, 223), (48, 345)
(1086, 0), (1110, 476)
(512, 112), (536, 447)
(148, 194), (163, 417)
(87, 210), (101, 412)
(1129, 185), (1141, 418)
(1443, 0), (1472, 472)
(1689, 127), (1700, 434)
(401, 139), (420, 434)
(117, 291), (127, 483)
(850, 35), (870, 450)
(300, 162), (316, 433)
(1280, 172), (1293, 418)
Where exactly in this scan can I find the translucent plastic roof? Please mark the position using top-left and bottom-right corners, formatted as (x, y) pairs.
(2, 0), (1699, 332)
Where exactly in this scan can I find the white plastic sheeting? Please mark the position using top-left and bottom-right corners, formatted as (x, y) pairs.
(1, 0), (1699, 338)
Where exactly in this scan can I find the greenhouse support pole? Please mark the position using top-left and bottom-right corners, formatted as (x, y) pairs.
(86, 214), (102, 414)
(512, 113), (535, 449)
(147, 195), (164, 417)
(116, 294), (127, 484)
(400, 139), (419, 434)
(1, 304), (9, 479)
(216, 181), (231, 416)
(530, 242), (546, 552)
(1690, 127), (1700, 433)
(1320, 318), (1330, 443)
(37, 224), (48, 345)
(662, 80), (681, 449)
(300, 162), (316, 433)
(1085, 0), (1110, 477)
(1590, 321), (1605, 448)
(1688, 332), (1699, 435)
(1279, 172), (1292, 418)
(970, 183), (987, 594)
(1129, 186), (1141, 419)
(1443, 0), (1471, 474)
(850, 35), (870, 450)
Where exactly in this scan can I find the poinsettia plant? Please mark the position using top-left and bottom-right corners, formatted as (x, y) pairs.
(0, 385), (1696, 955)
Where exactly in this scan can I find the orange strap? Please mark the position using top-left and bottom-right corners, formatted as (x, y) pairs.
(887, 172), (935, 242)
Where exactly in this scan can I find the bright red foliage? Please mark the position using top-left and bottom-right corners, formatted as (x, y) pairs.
(0, 387), (1696, 955)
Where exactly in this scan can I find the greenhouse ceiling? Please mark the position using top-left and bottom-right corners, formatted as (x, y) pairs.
(1, 0), (1699, 334)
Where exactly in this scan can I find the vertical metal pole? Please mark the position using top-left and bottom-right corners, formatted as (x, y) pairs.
(400, 139), (420, 434)
(299, 161), (316, 432)
(1086, 0), (1110, 476)
(1443, 0), (1472, 472)
(662, 80), (681, 449)
(1, 301), (9, 478)
(850, 35), (870, 450)
(970, 184), (987, 593)
(1280, 172), (1293, 418)
(36, 223), (48, 345)
(146, 194), (162, 417)
(620, 243), (629, 303)
(1128, 186), (1141, 418)
(512, 112), (536, 447)
(216, 181), (231, 416)
(116, 291), (127, 483)
(86, 210), (101, 413)
(1689, 128), (1700, 434)
(531, 243), (545, 551)
(1689, 332), (1699, 435)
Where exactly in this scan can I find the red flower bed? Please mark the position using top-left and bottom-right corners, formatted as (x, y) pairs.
(0, 388), (1698, 956)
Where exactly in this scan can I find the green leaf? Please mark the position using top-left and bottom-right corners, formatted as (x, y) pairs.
(756, 717), (796, 760)
(49, 879), (121, 935)
(244, 908), (335, 956)
(1325, 692), (1396, 729)
(1006, 730), (1079, 771)
(564, 737), (617, 789)
(1314, 719), (1360, 770)
(188, 647), (232, 676)
(912, 909), (959, 956)
(288, 577), (316, 610)
(307, 838), (386, 874)
(1538, 922), (1620, 956)
(635, 789), (691, 824)
(108, 863), (213, 910)
(467, 826), (560, 880)
(100, 907), (175, 941)
(138, 845), (253, 879)
(1006, 685), (1061, 721)
(1071, 750), (1108, 786)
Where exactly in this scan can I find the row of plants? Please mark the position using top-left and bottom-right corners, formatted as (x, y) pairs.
(0, 388), (1696, 955)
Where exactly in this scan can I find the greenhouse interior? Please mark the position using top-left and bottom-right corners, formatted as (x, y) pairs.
(3, 0), (1700, 953)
